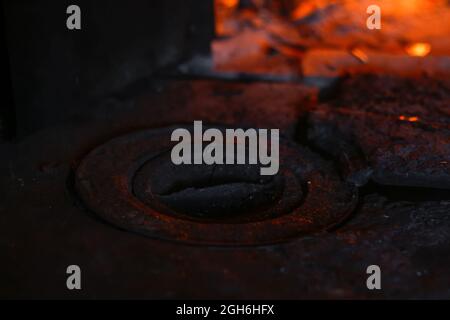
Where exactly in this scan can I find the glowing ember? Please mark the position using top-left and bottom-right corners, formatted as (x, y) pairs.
(291, 2), (317, 20)
(399, 115), (420, 122)
(406, 43), (431, 57)
(351, 48), (369, 63)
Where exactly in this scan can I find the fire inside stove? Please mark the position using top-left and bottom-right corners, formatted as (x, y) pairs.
(211, 0), (450, 78)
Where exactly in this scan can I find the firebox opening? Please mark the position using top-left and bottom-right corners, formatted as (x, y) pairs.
(206, 0), (450, 80)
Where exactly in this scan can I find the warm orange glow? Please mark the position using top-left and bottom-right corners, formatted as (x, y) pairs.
(399, 115), (420, 122)
(291, 3), (316, 20)
(221, 0), (238, 9)
(351, 48), (369, 63)
(212, 0), (450, 77)
(214, 0), (240, 36)
(405, 43), (431, 57)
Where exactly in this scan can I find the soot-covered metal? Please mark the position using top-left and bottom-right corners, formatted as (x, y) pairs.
(75, 125), (357, 245)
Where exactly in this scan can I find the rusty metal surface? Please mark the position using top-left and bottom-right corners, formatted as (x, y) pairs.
(308, 74), (450, 189)
(1, 78), (450, 299)
(75, 125), (357, 245)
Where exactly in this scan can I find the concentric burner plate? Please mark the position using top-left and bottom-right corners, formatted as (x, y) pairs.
(75, 125), (358, 245)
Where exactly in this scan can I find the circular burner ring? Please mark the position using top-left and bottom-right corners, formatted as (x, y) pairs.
(75, 125), (358, 245)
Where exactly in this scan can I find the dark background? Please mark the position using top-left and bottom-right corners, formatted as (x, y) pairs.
(1, 0), (213, 138)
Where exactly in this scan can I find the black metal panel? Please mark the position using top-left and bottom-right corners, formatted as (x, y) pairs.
(3, 0), (214, 137)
